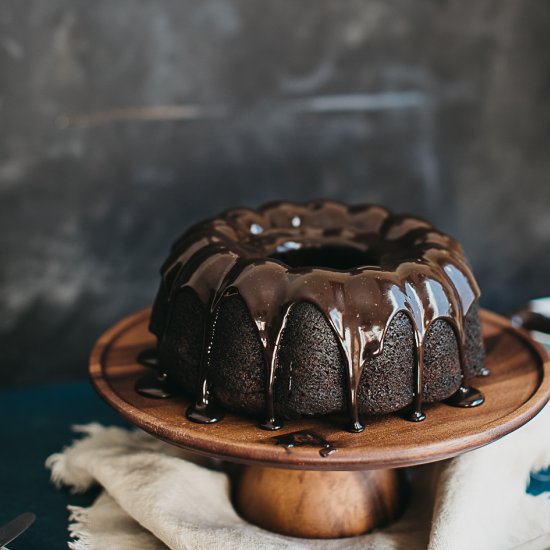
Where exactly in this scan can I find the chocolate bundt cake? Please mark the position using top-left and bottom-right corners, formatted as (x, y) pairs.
(148, 200), (486, 433)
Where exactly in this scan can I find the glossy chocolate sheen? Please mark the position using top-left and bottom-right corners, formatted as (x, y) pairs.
(150, 200), (484, 432)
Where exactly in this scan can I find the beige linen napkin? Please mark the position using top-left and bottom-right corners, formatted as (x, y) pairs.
(47, 405), (550, 550)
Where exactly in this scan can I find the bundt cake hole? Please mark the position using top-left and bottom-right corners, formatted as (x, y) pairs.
(268, 245), (380, 271)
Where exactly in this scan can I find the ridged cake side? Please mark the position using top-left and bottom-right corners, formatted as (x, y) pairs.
(158, 295), (485, 417)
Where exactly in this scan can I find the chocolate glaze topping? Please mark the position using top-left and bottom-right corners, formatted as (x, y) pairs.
(150, 201), (482, 432)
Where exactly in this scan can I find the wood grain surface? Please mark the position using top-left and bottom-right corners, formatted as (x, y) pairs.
(89, 308), (550, 471)
(235, 466), (403, 538)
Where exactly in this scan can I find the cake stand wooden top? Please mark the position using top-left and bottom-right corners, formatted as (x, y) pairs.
(89, 308), (550, 470)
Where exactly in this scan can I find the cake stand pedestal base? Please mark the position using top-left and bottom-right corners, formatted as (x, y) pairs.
(235, 465), (403, 538)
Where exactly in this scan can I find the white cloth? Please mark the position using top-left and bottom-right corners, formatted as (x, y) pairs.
(46, 405), (550, 550)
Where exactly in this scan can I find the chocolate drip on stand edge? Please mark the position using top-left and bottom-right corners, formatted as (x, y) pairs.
(409, 342), (427, 422)
(187, 298), (225, 424)
(445, 385), (485, 408)
(150, 202), (485, 432)
(274, 430), (337, 457)
(135, 348), (177, 399)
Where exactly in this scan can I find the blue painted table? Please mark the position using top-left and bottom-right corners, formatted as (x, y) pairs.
(1, 381), (128, 549)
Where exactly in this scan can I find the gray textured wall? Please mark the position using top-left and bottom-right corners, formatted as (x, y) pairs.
(1, 1), (549, 385)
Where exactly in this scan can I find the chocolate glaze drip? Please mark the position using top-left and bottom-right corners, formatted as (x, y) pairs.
(150, 201), (483, 432)
(135, 348), (177, 398)
(274, 430), (337, 457)
(444, 385), (485, 408)
(186, 402), (224, 424)
(137, 348), (160, 369)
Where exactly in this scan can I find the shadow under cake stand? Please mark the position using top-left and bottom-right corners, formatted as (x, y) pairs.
(89, 308), (550, 539)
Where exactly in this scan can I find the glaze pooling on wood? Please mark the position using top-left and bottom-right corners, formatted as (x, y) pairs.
(137, 348), (160, 369)
(445, 385), (485, 408)
(150, 200), (484, 432)
(273, 430), (337, 457)
(135, 348), (178, 398)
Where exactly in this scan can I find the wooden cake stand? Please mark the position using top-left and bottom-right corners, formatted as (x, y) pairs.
(89, 308), (550, 539)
